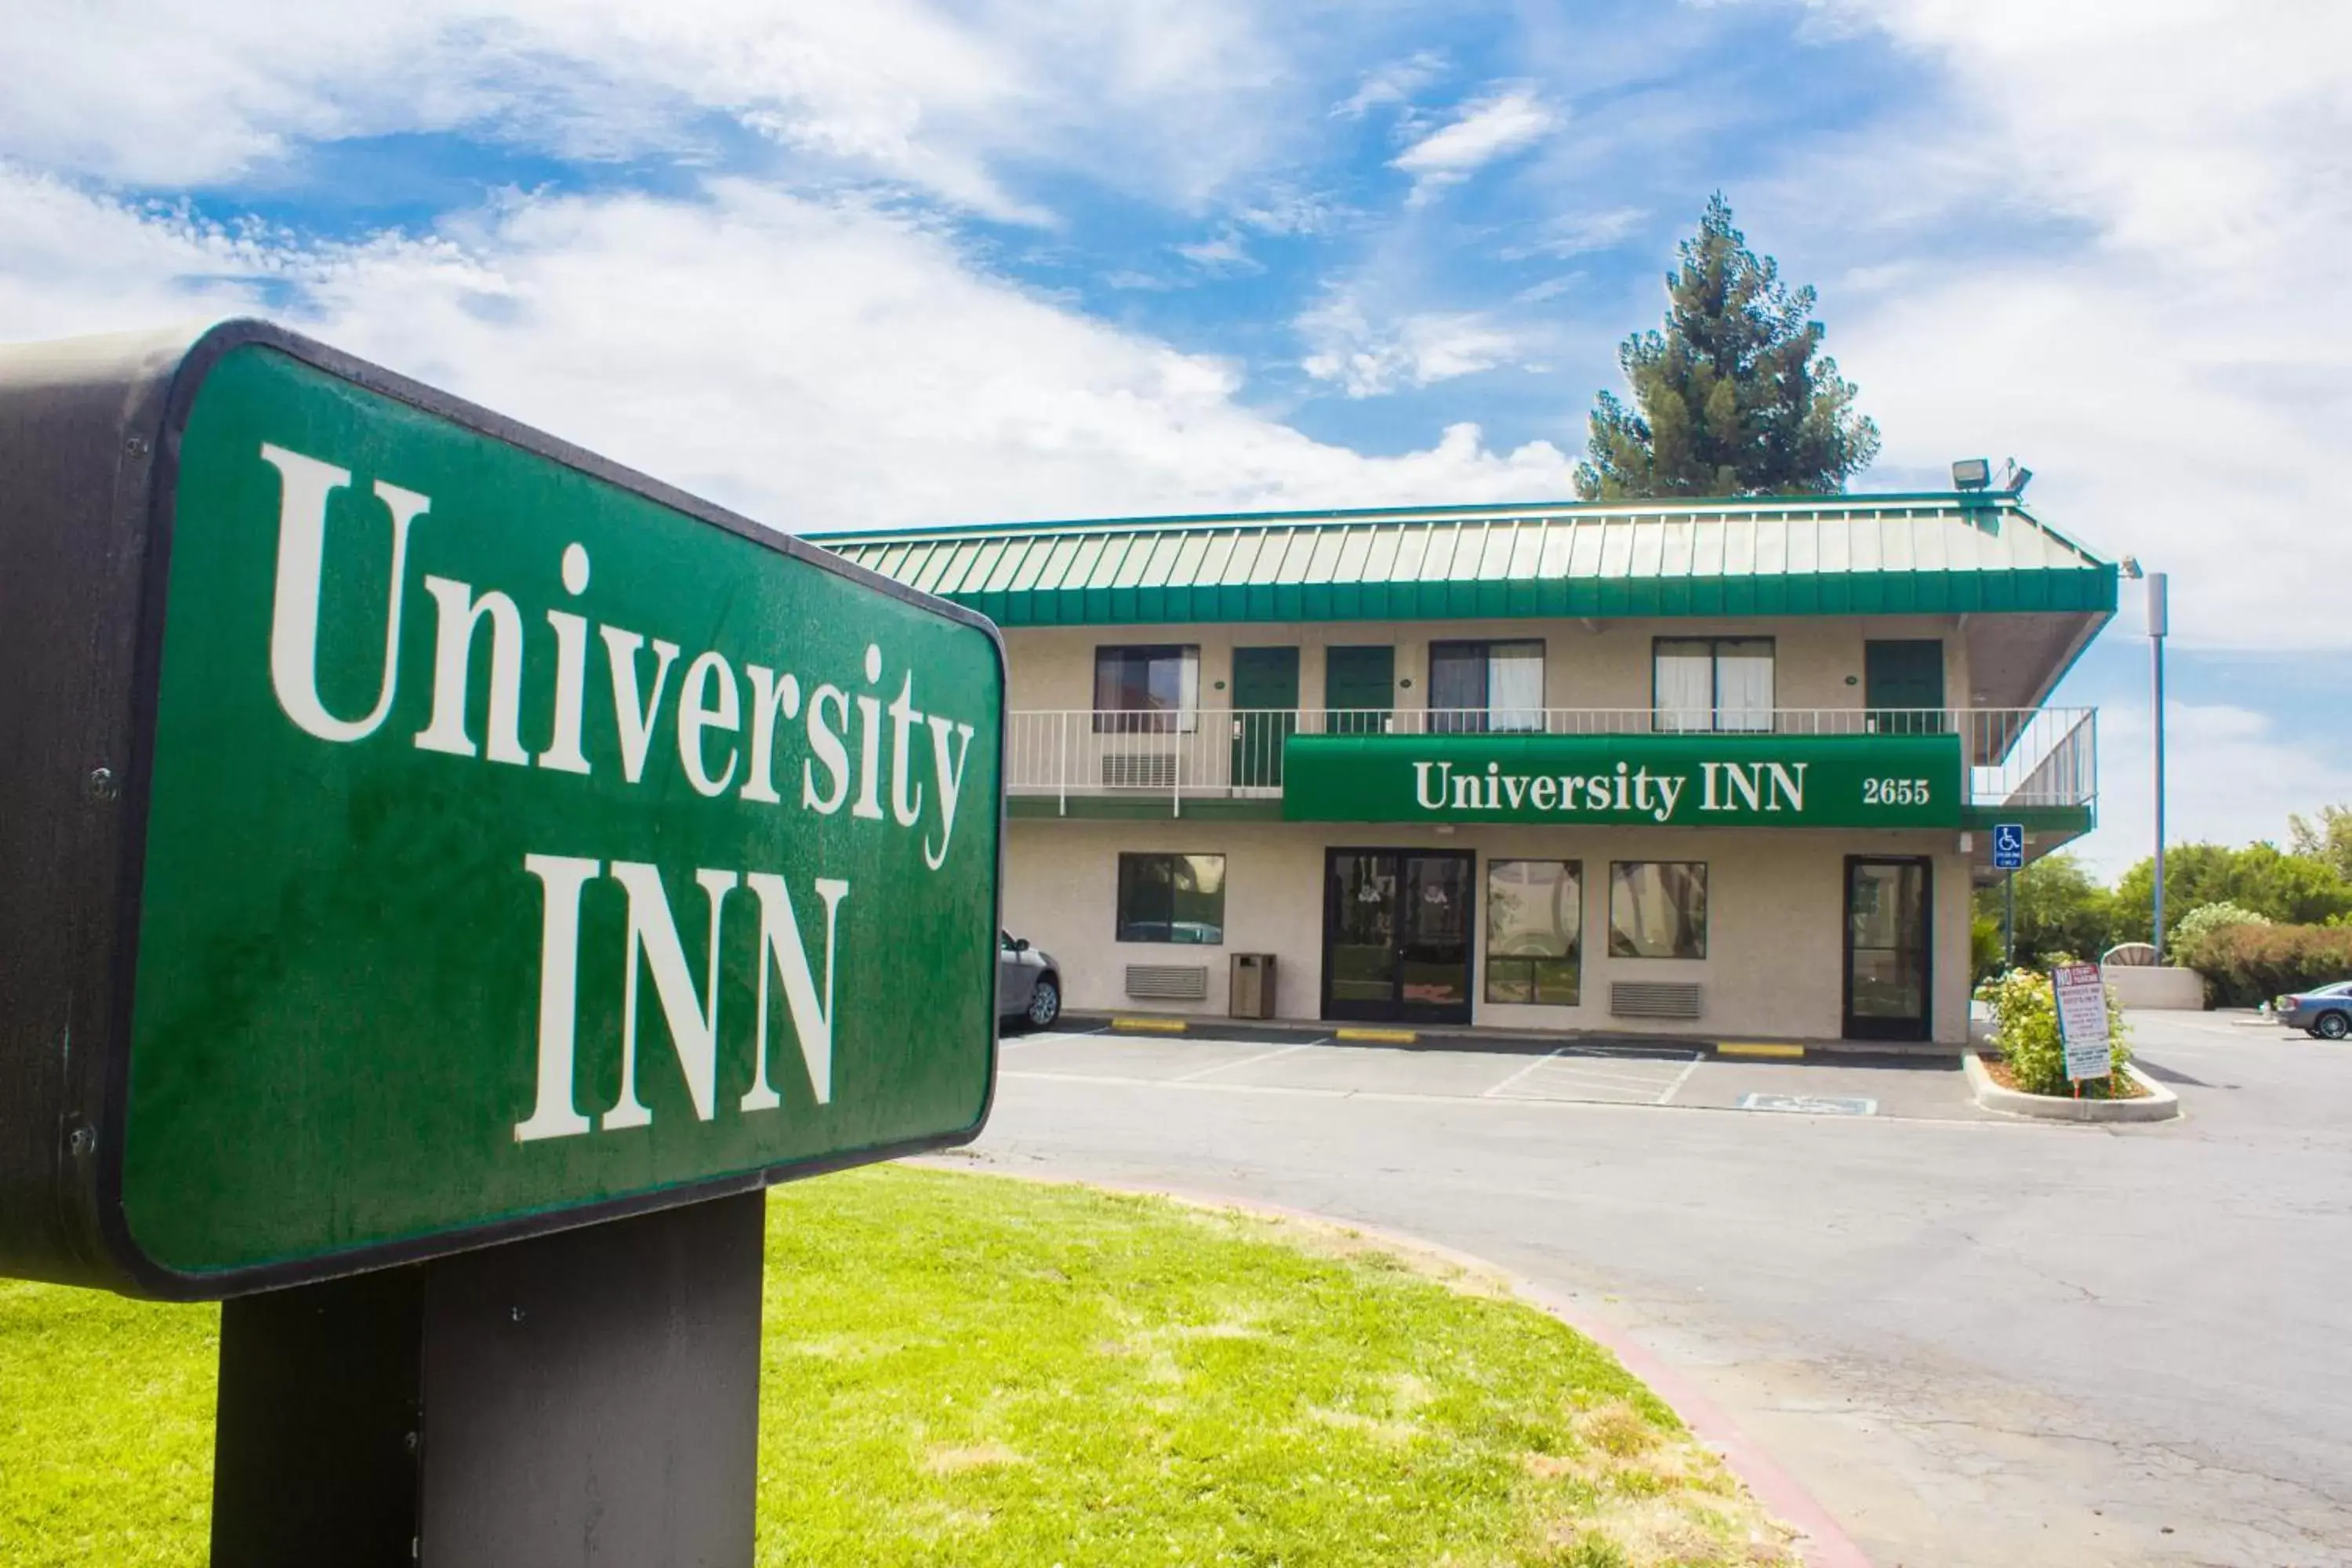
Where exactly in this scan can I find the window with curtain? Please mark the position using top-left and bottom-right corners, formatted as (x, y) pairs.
(1486, 859), (1581, 1004)
(1428, 640), (1544, 734)
(1094, 644), (1199, 733)
(1116, 853), (1225, 943)
(1652, 638), (1774, 732)
(1608, 862), (1708, 959)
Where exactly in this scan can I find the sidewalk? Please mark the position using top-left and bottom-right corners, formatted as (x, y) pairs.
(1058, 1009), (1968, 1060)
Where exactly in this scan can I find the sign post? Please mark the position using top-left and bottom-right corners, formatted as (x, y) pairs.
(0, 321), (1005, 1564)
(2053, 962), (2113, 1090)
(1994, 823), (2025, 964)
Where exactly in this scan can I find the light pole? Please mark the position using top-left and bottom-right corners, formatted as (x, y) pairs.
(2147, 572), (2169, 955)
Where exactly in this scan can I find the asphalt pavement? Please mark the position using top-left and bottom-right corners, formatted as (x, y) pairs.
(957, 1011), (2352, 1567)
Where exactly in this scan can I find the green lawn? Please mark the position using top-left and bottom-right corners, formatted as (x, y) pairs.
(2, 1166), (1792, 1566)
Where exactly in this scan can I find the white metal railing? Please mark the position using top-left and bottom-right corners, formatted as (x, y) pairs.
(1005, 706), (2097, 817)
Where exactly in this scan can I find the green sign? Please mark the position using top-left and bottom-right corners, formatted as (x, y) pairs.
(1281, 732), (1962, 829)
(0, 322), (1003, 1298)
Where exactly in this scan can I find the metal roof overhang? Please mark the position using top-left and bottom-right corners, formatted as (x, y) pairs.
(812, 495), (2119, 634)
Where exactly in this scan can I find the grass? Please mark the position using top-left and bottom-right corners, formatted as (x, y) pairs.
(2, 1165), (1795, 1566)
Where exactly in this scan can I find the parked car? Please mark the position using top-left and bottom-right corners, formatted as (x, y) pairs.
(998, 931), (1062, 1030)
(2279, 982), (2352, 1039)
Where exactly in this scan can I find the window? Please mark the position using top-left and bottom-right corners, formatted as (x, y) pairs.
(1609, 862), (1707, 959)
(1653, 638), (1773, 733)
(1486, 859), (1581, 1005)
(1429, 640), (1544, 733)
(1094, 644), (1199, 733)
(1116, 853), (1226, 944)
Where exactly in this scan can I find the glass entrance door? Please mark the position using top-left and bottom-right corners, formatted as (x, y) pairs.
(1844, 857), (1931, 1040)
(1322, 849), (1473, 1024)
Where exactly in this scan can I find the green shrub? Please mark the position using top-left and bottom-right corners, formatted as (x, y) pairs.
(2181, 923), (2352, 1007)
(1976, 963), (2132, 1095)
(1970, 913), (2004, 981)
(2165, 900), (2269, 963)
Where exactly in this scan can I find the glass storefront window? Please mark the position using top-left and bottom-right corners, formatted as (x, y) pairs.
(1116, 853), (1225, 943)
(1486, 859), (1581, 1004)
(1609, 862), (1708, 959)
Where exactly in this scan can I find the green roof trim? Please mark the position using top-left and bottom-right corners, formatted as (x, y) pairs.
(815, 494), (2116, 628)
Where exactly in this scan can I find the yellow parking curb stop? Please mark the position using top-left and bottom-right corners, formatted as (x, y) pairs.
(1110, 1016), (1189, 1034)
(1334, 1027), (1417, 1044)
(1718, 1041), (1804, 1059)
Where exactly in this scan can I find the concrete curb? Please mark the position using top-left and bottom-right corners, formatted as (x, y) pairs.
(1962, 1053), (2180, 1122)
(1060, 1011), (1962, 1060)
(912, 1157), (1872, 1568)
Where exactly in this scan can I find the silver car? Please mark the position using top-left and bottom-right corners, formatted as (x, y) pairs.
(2280, 982), (2352, 1040)
(998, 931), (1062, 1031)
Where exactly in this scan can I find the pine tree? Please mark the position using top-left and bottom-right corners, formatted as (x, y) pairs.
(1575, 195), (1881, 500)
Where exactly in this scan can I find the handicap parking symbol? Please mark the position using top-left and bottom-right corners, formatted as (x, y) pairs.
(1993, 822), (2025, 870)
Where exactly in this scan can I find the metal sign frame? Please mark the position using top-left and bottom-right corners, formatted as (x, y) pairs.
(0, 320), (1006, 1301)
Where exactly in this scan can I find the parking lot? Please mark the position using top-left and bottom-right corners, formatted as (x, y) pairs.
(1003, 1024), (1993, 1121)
(970, 1011), (2352, 1566)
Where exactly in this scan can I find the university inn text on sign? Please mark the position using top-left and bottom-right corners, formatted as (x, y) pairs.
(0, 320), (1004, 1566)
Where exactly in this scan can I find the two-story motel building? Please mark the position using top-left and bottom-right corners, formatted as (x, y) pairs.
(821, 491), (2111, 1047)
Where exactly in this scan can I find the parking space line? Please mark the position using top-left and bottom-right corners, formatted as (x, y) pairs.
(1167, 1040), (1326, 1083)
(1479, 1047), (1570, 1098)
(1656, 1054), (1703, 1105)
(1001, 1069), (2051, 1127)
(998, 1023), (1115, 1049)
(1501, 1065), (1681, 1094)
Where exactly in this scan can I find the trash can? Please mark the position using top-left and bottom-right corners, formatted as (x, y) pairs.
(1230, 953), (1277, 1019)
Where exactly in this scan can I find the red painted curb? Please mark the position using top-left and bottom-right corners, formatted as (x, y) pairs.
(914, 1160), (1873, 1567)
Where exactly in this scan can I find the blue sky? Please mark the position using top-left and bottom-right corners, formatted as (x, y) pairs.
(3, 0), (2345, 875)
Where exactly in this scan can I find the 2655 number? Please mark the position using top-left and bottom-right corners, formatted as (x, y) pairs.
(1863, 778), (1932, 806)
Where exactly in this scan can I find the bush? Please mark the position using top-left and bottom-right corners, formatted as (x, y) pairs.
(2180, 923), (2352, 1008)
(2165, 900), (2269, 963)
(1976, 964), (2132, 1095)
(1970, 914), (2004, 982)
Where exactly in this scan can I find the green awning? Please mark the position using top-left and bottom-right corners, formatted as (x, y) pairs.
(811, 495), (2115, 627)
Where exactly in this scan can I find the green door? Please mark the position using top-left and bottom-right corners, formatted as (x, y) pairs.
(1325, 645), (1395, 735)
(1864, 640), (1945, 735)
(1232, 646), (1299, 788)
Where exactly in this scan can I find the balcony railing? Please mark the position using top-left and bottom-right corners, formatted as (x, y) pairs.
(1006, 706), (2097, 818)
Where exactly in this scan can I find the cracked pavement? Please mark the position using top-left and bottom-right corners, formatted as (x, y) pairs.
(956, 1011), (2352, 1566)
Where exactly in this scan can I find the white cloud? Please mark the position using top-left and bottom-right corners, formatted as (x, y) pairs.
(1792, 0), (2352, 651)
(1333, 49), (1446, 119)
(0, 169), (1574, 528)
(0, 0), (1287, 222)
(1503, 205), (1648, 260)
(1298, 289), (1528, 397)
(1174, 230), (1261, 275)
(1391, 85), (1558, 202)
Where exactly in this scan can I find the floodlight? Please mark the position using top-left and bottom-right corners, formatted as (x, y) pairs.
(1951, 458), (1991, 490)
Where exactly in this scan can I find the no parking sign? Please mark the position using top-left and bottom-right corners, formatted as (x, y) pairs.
(2053, 963), (2113, 1080)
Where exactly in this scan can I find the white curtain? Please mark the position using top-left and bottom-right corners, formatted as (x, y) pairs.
(1715, 641), (1774, 732)
(1653, 643), (1713, 732)
(1487, 642), (1544, 731)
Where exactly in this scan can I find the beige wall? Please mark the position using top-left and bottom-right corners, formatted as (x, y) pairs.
(1004, 614), (1972, 717)
(1005, 818), (1975, 1045)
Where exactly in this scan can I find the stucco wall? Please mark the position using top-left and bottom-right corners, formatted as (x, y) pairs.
(1004, 818), (1975, 1044)
(1003, 614), (1972, 717)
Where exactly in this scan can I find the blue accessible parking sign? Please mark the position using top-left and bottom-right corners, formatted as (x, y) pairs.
(1993, 822), (2025, 870)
